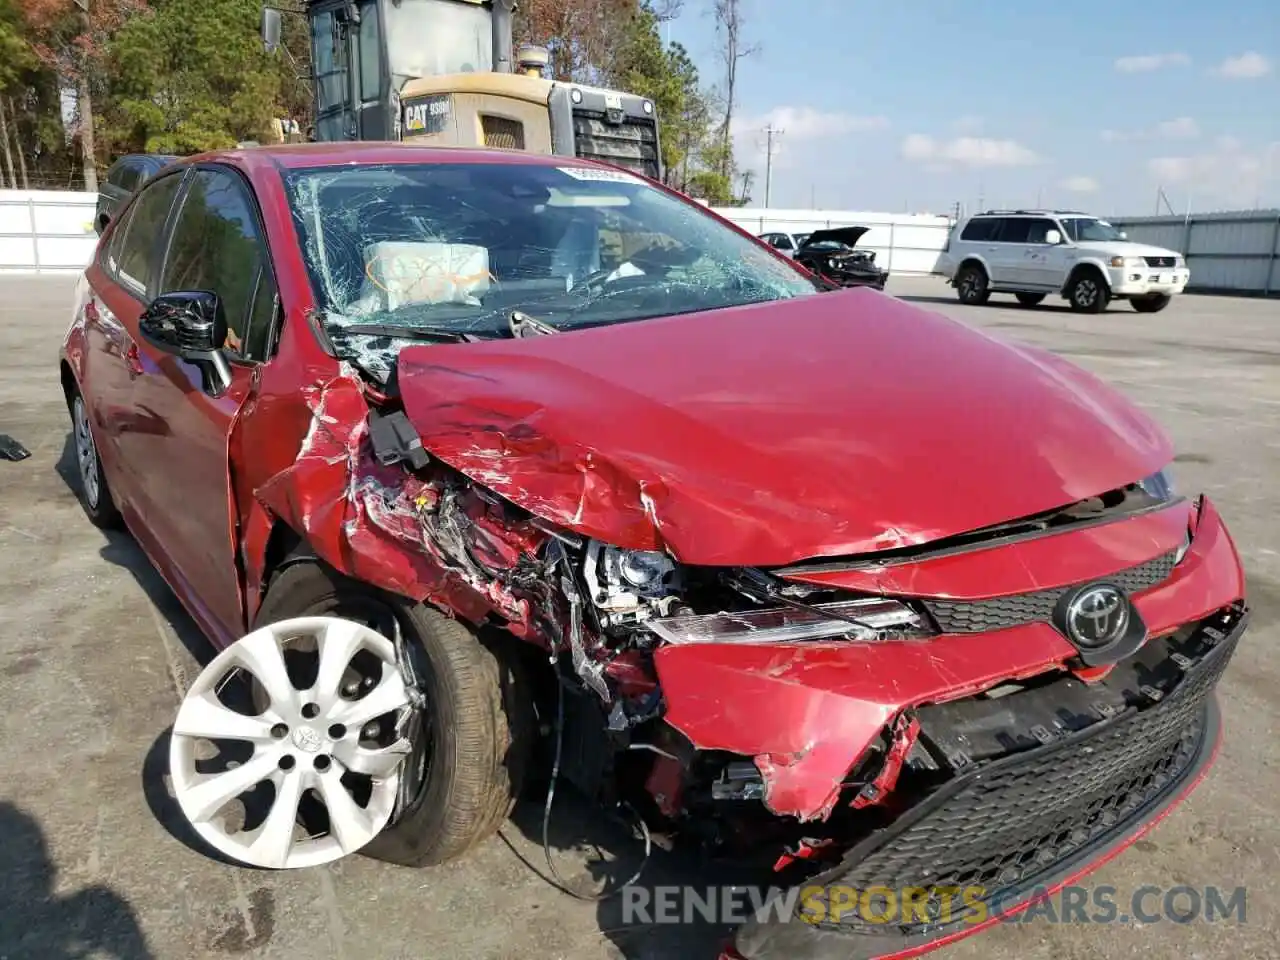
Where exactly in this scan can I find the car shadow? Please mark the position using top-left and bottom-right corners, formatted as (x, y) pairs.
(503, 784), (773, 959)
(0, 801), (156, 959)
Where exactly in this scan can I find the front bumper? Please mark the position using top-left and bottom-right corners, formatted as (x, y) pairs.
(1109, 265), (1190, 297)
(728, 604), (1244, 960)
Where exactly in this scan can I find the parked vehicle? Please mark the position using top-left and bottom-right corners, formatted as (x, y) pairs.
(758, 231), (811, 257)
(94, 153), (179, 233)
(60, 142), (1247, 960)
(792, 226), (888, 290)
(935, 209), (1190, 313)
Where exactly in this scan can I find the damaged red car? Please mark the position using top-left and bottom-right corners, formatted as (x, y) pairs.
(60, 142), (1248, 960)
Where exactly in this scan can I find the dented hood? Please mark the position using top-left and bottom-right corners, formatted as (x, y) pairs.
(395, 289), (1171, 566)
(801, 225), (870, 249)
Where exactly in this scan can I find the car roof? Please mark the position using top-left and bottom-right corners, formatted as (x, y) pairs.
(968, 209), (1094, 218)
(168, 141), (610, 179)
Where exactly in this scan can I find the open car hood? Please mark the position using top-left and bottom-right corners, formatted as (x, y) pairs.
(800, 225), (871, 249)
(395, 289), (1171, 567)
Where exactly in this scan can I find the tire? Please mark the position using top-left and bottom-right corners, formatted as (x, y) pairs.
(955, 263), (991, 305)
(66, 383), (123, 528)
(1066, 270), (1109, 313)
(252, 561), (534, 867)
(1131, 294), (1172, 313)
(1015, 293), (1045, 307)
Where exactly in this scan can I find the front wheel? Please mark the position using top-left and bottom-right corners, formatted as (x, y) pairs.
(249, 562), (534, 868)
(1131, 294), (1172, 313)
(1066, 271), (1109, 313)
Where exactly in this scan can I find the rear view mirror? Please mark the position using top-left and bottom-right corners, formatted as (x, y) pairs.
(139, 291), (231, 393)
(1045, 229), (1061, 245)
(261, 7), (282, 54)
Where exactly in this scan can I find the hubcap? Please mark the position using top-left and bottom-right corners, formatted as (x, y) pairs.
(73, 396), (100, 508)
(169, 616), (414, 869)
(1076, 280), (1098, 306)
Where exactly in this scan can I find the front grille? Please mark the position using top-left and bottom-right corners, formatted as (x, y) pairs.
(1144, 255), (1177, 268)
(571, 109), (660, 180)
(481, 115), (525, 150)
(808, 622), (1237, 933)
(923, 549), (1178, 634)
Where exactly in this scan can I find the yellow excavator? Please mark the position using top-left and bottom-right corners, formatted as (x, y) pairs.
(262, 0), (662, 181)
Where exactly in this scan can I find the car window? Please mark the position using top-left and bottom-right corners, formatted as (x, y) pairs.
(119, 163), (143, 192)
(960, 218), (998, 242)
(1025, 219), (1056, 244)
(113, 172), (185, 296)
(999, 218), (1032, 243)
(105, 161), (127, 189)
(161, 167), (275, 361)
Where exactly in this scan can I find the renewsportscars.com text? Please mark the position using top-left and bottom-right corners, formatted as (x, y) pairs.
(621, 883), (1247, 927)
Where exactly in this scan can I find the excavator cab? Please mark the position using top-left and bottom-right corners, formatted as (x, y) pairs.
(263, 0), (662, 181)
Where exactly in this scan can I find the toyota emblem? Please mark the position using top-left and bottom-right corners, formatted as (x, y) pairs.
(1065, 584), (1129, 649)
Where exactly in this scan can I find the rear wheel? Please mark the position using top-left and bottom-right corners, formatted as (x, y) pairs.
(250, 562), (534, 867)
(1066, 270), (1109, 313)
(1015, 293), (1045, 307)
(1131, 294), (1172, 313)
(956, 264), (991, 305)
(67, 384), (122, 528)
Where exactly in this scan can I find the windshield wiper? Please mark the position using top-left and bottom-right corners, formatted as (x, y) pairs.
(327, 323), (482, 343)
(508, 310), (560, 338)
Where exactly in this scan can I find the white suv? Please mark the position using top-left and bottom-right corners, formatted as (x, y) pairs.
(935, 210), (1189, 313)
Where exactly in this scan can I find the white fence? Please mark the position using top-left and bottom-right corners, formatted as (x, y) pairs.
(0, 190), (99, 274)
(1109, 209), (1280, 296)
(711, 207), (955, 276)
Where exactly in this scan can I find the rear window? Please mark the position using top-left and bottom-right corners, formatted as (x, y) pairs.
(960, 218), (999, 241)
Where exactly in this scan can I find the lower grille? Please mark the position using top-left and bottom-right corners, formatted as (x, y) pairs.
(923, 549), (1177, 634)
(806, 621), (1237, 934)
(572, 109), (660, 180)
(1144, 255), (1177, 268)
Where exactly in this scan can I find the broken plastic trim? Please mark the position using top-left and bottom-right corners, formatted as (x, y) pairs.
(645, 598), (927, 646)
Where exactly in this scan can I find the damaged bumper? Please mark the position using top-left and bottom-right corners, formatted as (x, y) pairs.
(727, 603), (1244, 960)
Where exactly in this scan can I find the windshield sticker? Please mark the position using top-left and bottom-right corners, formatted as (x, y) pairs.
(558, 166), (646, 185)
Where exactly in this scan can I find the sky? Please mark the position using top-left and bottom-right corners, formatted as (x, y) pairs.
(663, 0), (1279, 216)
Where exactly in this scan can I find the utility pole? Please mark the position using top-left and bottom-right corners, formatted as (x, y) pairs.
(763, 123), (783, 208)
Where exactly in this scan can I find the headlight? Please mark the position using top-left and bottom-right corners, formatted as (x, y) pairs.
(582, 541), (678, 617)
(647, 598), (927, 645)
(1175, 255), (1186, 268)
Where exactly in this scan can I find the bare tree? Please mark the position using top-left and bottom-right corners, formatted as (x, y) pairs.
(712, 0), (758, 178)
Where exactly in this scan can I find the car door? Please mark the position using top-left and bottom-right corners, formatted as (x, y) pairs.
(986, 217), (1031, 285)
(88, 168), (189, 498)
(116, 164), (280, 645)
(1015, 218), (1060, 287)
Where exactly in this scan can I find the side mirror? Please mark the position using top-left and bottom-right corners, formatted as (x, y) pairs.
(1045, 229), (1062, 245)
(139, 291), (232, 393)
(261, 7), (282, 54)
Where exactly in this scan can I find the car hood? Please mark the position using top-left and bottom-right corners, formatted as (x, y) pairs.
(801, 226), (870, 249)
(1074, 240), (1181, 259)
(395, 289), (1171, 566)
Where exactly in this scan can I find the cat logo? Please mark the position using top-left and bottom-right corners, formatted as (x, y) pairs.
(403, 95), (451, 134)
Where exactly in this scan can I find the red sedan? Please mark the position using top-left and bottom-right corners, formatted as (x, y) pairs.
(60, 142), (1248, 959)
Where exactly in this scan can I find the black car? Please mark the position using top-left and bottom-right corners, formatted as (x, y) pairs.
(794, 226), (889, 290)
(95, 153), (179, 233)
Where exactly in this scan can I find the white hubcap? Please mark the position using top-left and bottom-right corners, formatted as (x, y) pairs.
(73, 396), (100, 508)
(169, 616), (414, 869)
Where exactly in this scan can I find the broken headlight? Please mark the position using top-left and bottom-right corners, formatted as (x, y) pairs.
(582, 540), (681, 622)
(646, 598), (928, 646)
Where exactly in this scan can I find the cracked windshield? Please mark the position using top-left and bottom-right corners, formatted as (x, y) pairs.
(284, 161), (820, 379)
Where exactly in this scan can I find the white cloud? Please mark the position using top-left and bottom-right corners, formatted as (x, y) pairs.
(1212, 51), (1272, 79)
(1147, 139), (1280, 207)
(950, 115), (984, 135)
(1102, 117), (1200, 142)
(1155, 116), (1200, 139)
(900, 134), (1041, 169)
(1061, 175), (1100, 193)
(733, 106), (889, 173)
(1114, 52), (1190, 73)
